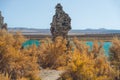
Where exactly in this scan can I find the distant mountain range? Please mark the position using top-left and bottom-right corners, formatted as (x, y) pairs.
(8, 27), (120, 35)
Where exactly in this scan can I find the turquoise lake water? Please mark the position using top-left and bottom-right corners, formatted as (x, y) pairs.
(86, 42), (112, 56)
(22, 40), (40, 48)
(22, 40), (112, 56)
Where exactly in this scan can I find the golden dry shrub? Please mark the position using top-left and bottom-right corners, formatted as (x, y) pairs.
(91, 41), (104, 58)
(94, 55), (115, 80)
(59, 38), (114, 80)
(0, 30), (40, 80)
(88, 40), (114, 79)
(0, 74), (10, 80)
(59, 51), (113, 80)
(19, 45), (40, 80)
(110, 37), (120, 62)
(73, 37), (89, 53)
(0, 73), (40, 80)
(60, 51), (96, 80)
(110, 37), (120, 79)
(38, 36), (72, 69)
(13, 32), (26, 49)
(92, 41), (103, 53)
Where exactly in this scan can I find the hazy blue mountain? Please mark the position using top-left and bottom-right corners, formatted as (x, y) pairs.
(8, 27), (120, 35)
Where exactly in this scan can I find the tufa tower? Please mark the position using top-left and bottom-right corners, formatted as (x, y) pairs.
(0, 11), (7, 30)
(50, 3), (71, 41)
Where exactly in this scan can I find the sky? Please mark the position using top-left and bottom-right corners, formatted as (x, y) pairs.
(0, 0), (120, 29)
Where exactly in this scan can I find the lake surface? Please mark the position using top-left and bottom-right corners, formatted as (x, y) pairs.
(22, 40), (112, 56)
(86, 42), (112, 56)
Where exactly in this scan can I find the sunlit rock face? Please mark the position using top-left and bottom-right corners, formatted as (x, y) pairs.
(50, 3), (71, 41)
(0, 11), (7, 30)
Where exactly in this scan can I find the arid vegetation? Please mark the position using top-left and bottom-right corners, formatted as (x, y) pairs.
(38, 37), (72, 70)
(0, 30), (40, 80)
(58, 38), (115, 80)
(110, 38), (120, 80)
(0, 30), (120, 80)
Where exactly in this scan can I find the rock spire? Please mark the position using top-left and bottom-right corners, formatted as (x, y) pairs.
(50, 3), (71, 40)
(0, 11), (7, 30)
